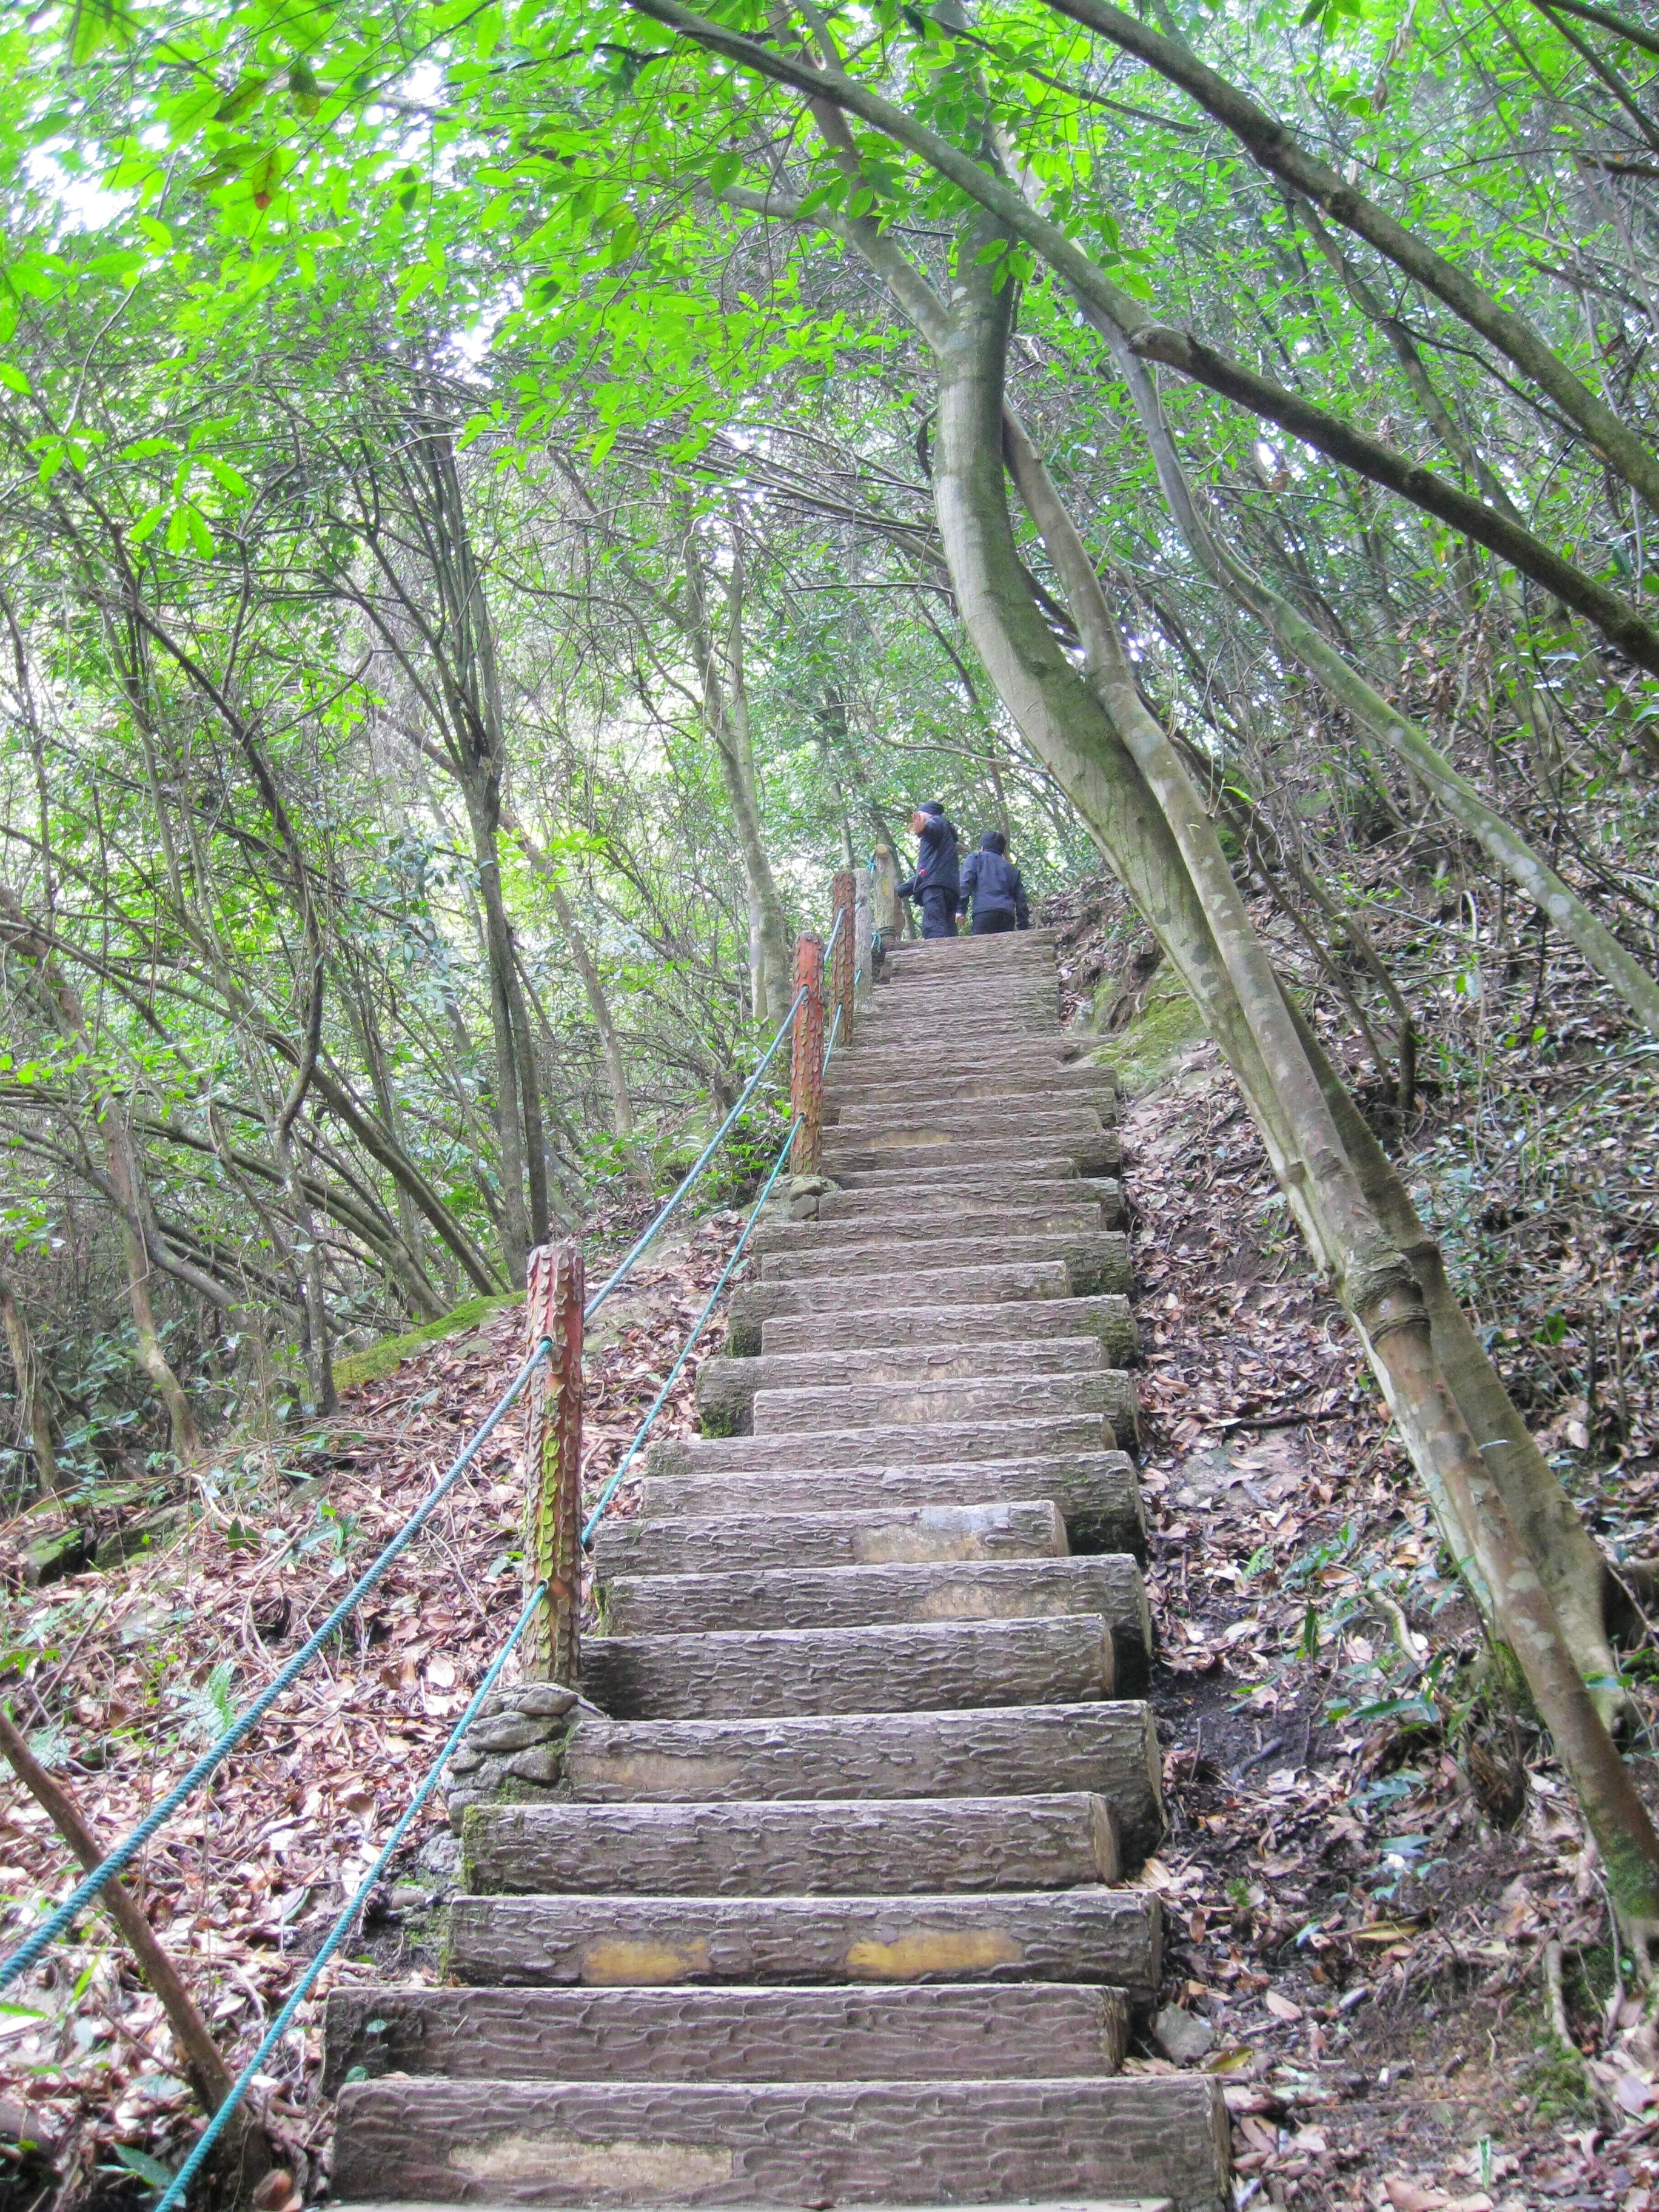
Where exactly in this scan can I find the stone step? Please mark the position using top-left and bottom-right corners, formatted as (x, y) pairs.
(343, 2197), (1173, 2212)
(757, 1231), (1130, 1296)
(890, 925), (1059, 947)
(580, 1614), (1113, 1721)
(331, 2074), (1228, 2210)
(825, 1067), (1118, 1109)
(445, 1885), (1160, 2000)
(460, 1792), (1120, 1897)
(751, 1372), (1134, 1444)
(822, 1108), (1101, 1148)
(594, 1498), (1068, 1579)
(813, 1178), (1122, 1222)
(825, 1155), (1087, 1191)
(635, 1453), (1144, 1560)
(600, 1557), (1150, 1688)
(759, 1293), (1138, 1367)
(828, 1051), (1089, 1084)
(563, 1701), (1164, 1862)
(753, 1203), (1107, 1256)
(323, 1981), (1132, 2090)
(859, 1012), (1061, 1039)
(645, 1413), (1116, 1481)
(823, 1134), (1122, 1177)
(695, 1340), (1107, 1432)
(726, 1261), (1072, 1349)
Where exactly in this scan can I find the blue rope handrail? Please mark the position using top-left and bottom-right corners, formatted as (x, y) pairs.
(583, 982), (806, 1322)
(1, 951), (820, 1994)
(581, 1114), (798, 1543)
(2, 880), (864, 2188)
(151, 1579), (549, 2212)
(0, 1349), (545, 1993)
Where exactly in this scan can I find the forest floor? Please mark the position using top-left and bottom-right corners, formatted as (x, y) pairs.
(1050, 878), (1659, 2212)
(0, 1201), (745, 2211)
(5, 911), (1659, 2211)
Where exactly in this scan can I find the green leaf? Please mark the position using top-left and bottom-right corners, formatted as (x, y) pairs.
(0, 362), (31, 396)
(112, 2145), (177, 2192)
(213, 76), (270, 124)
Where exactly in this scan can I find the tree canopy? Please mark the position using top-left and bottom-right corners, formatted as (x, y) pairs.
(7, 0), (1659, 1924)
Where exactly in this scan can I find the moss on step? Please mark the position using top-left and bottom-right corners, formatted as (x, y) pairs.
(333, 1292), (524, 1392)
(1089, 967), (1206, 1094)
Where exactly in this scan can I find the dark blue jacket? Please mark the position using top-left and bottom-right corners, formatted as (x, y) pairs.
(897, 813), (960, 902)
(959, 846), (1028, 927)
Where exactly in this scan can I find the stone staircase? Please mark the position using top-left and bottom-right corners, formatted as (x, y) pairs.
(324, 928), (1230, 2212)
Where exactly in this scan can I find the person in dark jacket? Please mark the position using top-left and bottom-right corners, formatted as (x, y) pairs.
(958, 830), (1029, 934)
(896, 802), (961, 939)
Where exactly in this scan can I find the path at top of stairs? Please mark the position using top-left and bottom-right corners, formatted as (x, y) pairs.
(326, 927), (1230, 2212)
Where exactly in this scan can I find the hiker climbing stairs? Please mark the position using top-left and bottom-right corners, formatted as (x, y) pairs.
(324, 928), (1232, 2212)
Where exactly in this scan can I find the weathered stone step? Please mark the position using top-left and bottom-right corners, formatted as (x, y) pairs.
(754, 1204), (1107, 1259)
(825, 1067), (1117, 1109)
(695, 1340), (1107, 1432)
(445, 1885), (1159, 2000)
(825, 1155), (1087, 1191)
(813, 1178), (1122, 1222)
(860, 1012), (1061, 1040)
(758, 1293), (1137, 1367)
(600, 1557), (1150, 1687)
(752, 1372), (1134, 1444)
(581, 1614), (1113, 1720)
(563, 1701), (1164, 1860)
(635, 1453), (1144, 1560)
(332, 2074), (1227, 2210)
(323, 1982), (1131, 2090)
(757, 1231), (1129, 1296)
(828, 1047), (1087, 1079)
(726, 1261), (1072, 1349)
(594, 1498), (1068, 1578)
(646, 1413), (1116, 1481)
(823, 1105), (1099, 1147)
(461, 1792), (1120, 1898)
(827, 1150), (1124, 1185)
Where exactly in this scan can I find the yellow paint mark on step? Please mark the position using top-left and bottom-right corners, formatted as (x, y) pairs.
(580, 1937), (710, 1984)
(450, 2132), (733, 2196)
(845, 1927), (1022, 1979)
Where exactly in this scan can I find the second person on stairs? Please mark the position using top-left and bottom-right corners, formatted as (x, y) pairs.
(959, 830), (1029, 936)
(897, 801), (960, 939)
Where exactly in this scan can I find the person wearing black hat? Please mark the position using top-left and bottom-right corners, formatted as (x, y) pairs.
(895, 802), (961, 939)
(958, 830), (1029, 935)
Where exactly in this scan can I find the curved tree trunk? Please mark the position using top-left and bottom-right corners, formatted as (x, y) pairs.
(928, 222), (1659, 1943)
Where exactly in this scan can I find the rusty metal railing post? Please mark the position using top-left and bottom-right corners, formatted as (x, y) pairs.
(789, 933), (825, 1174)
(523, 1238), (584, 1684)
(830, 869), (856, 1048)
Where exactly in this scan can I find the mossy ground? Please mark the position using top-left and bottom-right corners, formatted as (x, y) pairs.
(333, 1292), (525, 1392)
(1089, 966), (1207, 1094)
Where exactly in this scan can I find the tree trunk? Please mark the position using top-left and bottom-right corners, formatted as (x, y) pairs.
(102, 1111), (201, 1461)
(507, 810), (636, 1141)
(679, 514), (792, 1019)
(1078, 297), (1659, 1039)
(0, 1262), (58, 1496)
(928, 221), (1659, 1942)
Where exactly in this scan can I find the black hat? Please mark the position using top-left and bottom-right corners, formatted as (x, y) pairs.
(919, 800), (945, 816)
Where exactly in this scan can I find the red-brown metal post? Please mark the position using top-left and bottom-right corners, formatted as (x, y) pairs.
(789, 933), (825, 1175)
(523, 1238), (584, 1685)
(830, 870), (856, 1050)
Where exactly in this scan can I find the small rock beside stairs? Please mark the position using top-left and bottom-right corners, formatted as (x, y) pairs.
(326, 930), (1231, 2212)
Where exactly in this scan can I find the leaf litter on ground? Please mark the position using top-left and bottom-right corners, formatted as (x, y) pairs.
(0, 1207), (744, 2207)
(1047, 877), (1659, 2212)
